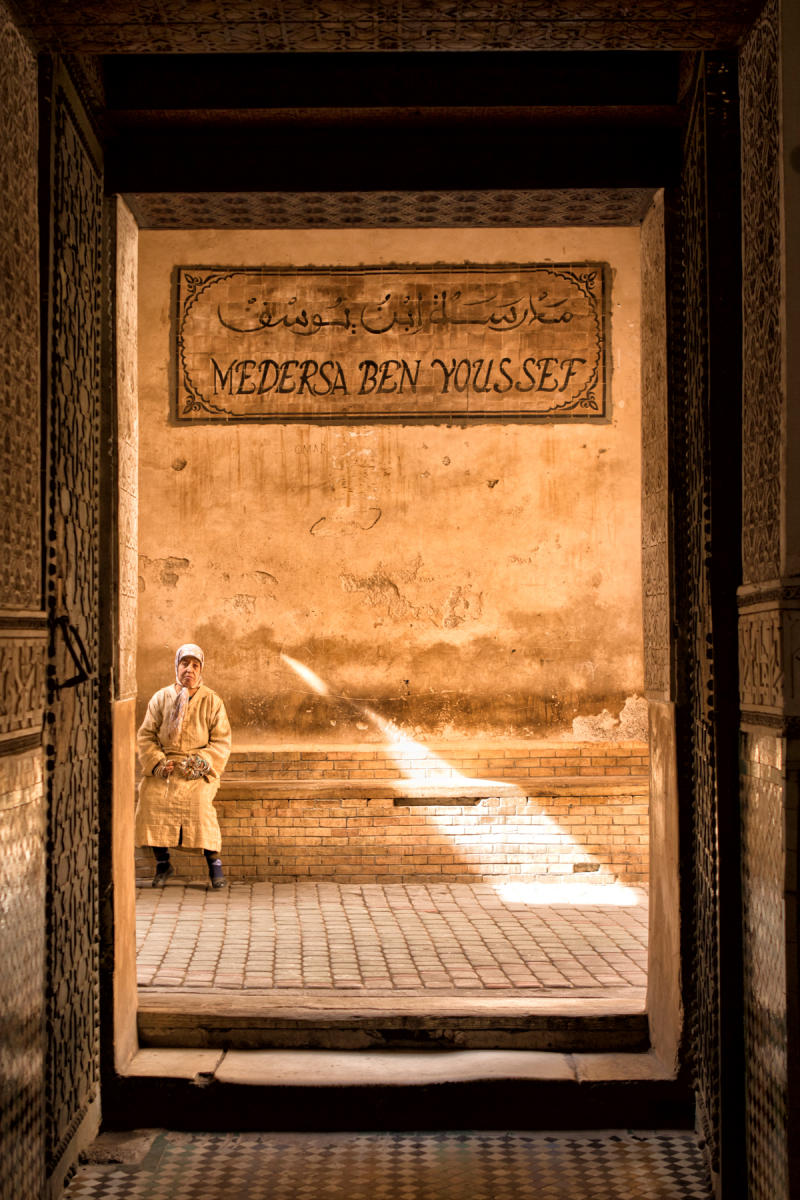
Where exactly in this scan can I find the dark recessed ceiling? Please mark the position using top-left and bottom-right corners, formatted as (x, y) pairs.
(104, 50), (683, 195)
(103, 51), (681, 109)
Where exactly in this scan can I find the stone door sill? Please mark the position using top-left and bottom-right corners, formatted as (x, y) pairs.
(121, 1046), (674, 1086)
(137, 988), (648, 1052)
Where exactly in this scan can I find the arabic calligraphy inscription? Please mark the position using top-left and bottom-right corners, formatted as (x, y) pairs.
(176, 264), (608, 421)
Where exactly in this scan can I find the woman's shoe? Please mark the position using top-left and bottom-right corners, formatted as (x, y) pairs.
(152, 862), (174, 887)
(207, 858), (226, 889)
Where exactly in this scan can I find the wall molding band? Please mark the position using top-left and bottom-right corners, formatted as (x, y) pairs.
(737, 578), (800, 608)
(0, 610), (48, 628)
(740, 712), (800, 738)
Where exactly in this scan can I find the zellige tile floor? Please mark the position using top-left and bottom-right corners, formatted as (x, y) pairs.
(64, 1129), (711, 1199)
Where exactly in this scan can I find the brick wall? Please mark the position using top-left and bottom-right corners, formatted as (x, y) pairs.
(223, 741), (648, 782)
(135, 741), (648, 885)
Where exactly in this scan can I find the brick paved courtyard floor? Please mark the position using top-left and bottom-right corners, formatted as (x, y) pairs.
(136, 880), (648, 997)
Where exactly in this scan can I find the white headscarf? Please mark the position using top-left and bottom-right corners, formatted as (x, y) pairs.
(165, 643), (205, 743)
(175, 643), (204, 679)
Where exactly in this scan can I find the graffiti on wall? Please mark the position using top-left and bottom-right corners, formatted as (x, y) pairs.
(175, 263), (609, 421)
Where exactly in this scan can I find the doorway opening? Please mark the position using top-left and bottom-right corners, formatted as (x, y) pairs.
(107, 193), (674, 1062)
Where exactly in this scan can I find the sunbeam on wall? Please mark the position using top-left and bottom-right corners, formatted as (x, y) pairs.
(277, 652), (642, 900)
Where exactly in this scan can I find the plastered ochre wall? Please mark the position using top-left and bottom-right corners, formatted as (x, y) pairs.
(137, 227), (642, 742)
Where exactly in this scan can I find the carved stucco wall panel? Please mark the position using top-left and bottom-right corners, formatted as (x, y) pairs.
(739, 3), (795, 1197)
(739, 589), (800, 724)
(0, 4), (46, 1197)
(0, 0), (40, 612)
(740, 0), (782, 590)
(0, 631), (47, 745)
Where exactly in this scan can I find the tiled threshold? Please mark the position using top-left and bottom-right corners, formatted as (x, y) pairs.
(109, 1047), (691, 1132)
(137, 988), (648, 1051)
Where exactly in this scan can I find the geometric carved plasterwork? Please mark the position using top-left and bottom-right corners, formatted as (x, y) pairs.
(124, 188), (657, 231)
(0, 1), (41, 610)
(739, 607), (783, 712)
(0, 11), (46, 1197)
(738, 13), (791, 1200)
(738, 584), (800, 723)
(7, 0), (762, 53)
(0, 627), (47, 745)
(739, 0), (782, 587)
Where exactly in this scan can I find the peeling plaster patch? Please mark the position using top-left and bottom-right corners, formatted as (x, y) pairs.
(398, 553), (433, 585)
(442, 585), (483, 629)
(571, 694), (648, 742)
(340, 565), (420, 621)
(254, 571), (278, 586)
(231, 594), (256, 614)
(340, 562), (483, 630)
(171, 457), (187, 471)
(139, 555), (191, 588)
(487, 479), (500, 488)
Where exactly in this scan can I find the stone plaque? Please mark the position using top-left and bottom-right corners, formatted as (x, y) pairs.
(175, 263), (609, 422)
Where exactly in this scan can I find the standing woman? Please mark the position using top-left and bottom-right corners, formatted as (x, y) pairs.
(135, 643), (232, 888)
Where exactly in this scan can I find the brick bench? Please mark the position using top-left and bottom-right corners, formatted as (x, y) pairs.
(134, 741), (648, 886)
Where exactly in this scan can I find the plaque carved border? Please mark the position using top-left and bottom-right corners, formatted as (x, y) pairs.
(176, 262), (608, 424)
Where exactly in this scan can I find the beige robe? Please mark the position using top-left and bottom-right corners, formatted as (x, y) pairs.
(135, 683), (231, 851)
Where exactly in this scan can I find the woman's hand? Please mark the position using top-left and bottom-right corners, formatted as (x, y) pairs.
(153, 760), (174, 779)
(178, 754), (210, 780)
